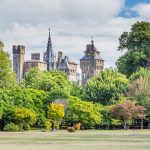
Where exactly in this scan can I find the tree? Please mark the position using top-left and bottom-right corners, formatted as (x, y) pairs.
(6, 107), (36, 131)
(127, 76), (150, 125)
(130, 67), (150, 82)
(116, 21), (150, 77)
(0, 40), (4, 49)
(47, 102), (65, 130)
(0, 41), (16, 88)
(70, 81), (83, 99)
(65, 96), (102, 128)
(83, 69), (129, 105)
(24, 68), (70, 101)
(0, 87), (49, 126)
(110, 102), (145, 129)
(127, 76), (150, 101)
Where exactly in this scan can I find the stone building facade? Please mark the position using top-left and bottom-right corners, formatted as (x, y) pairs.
(13, 45), (47, 82)
(80, 39), (104, 85)
(57, 51), (78, 82)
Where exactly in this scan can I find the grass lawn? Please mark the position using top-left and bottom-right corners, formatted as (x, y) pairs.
(0, 130), (150, 150)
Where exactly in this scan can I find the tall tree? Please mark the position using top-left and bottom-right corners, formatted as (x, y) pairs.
(83, 69), (129, 105)
(127, 76), (150, 124)
(116, 21), (150, 77)
(0, 40), (16, 88)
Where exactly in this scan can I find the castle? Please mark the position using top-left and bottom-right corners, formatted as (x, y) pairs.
(12, 30), (104, 85)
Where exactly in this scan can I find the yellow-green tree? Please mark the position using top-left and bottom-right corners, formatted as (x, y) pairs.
(47, 103), (65, 130)
(11, 107), (37, 130)
(65, 96), (102, 129)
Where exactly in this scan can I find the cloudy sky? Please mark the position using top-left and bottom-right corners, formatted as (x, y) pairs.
(1, 0), (150, 69)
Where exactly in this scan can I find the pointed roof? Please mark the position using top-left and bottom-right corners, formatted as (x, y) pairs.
(58, 56), (70, 70)
(80, 37), (104, 61)
(47, 28), (52, 53)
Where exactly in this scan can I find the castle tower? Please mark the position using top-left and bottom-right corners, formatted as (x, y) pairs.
(13, 45), (25, 82)
(80, 38), (104, 85)
(43, 28), (55, 71)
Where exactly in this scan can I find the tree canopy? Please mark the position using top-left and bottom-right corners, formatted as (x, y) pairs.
(83, 69), (129, 105)
(110, 101), (145, 129)
(65, 96), (102, 128)
(116, 21), (150, 77)
(24, 68), (70, 100)
(0, 42), (16, 88)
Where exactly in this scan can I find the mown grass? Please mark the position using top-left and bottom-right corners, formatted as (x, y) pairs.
(0, 130), (150, 150)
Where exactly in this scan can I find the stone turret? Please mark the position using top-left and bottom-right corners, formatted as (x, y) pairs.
(13, 45), (25, 82)
(80, 38), (104, 85)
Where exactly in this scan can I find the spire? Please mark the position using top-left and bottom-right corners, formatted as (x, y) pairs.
(47, 28), (52, 52)
(43, 28), (55, 71)
(91, 36), (94, 45)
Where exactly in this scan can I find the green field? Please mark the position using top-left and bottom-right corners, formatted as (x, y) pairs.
(0, 130), (150, 150)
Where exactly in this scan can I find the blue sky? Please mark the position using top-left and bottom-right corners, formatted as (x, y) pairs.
(120, 0), (150, 18)
(125, 0), (150, 7)
(0, 0), (150, 69)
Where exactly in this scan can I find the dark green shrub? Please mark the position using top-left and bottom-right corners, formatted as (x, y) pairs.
(3, 123), (19, 132)
(23, 124), (30, 131)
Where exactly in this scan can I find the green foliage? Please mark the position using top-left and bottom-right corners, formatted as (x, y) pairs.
(24, 68), (70, 102)
(48, 88), (69, 102)
(127, 76), (150, 118)
(111, 118), (121, 126)
(3, 123), (19, 132)
(0, 40), (4, 49)
(117, 21), (150, 77)
(10, 107), (37, 130)
(44, 120), (52, 131)
(127, 76), (150, 101)
(0, 45), (16, 88)
(0, 87), (49, 126)
(100, 105), (113, 128)
(65, 96), (102, 129)
(83, 69), (129, 105)
(130, 67), (150, 82)
(70, 82), (83, 99)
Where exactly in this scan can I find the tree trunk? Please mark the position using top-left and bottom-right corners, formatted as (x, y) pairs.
(140, 119), (143, 129)
(124, 121), (127, 130)
(148, 122), (150, 129)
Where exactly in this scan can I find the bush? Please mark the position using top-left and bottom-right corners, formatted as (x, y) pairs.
(67, 127), (75, 132)
(3, 123), (19, 132)
(44, 120), (52, 131)
(23, 124), (30, 131)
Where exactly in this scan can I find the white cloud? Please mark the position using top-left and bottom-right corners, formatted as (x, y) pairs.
(0, 0), (124, 29)
(1, 0), (143, 71)
(132, 3), (150, 21)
